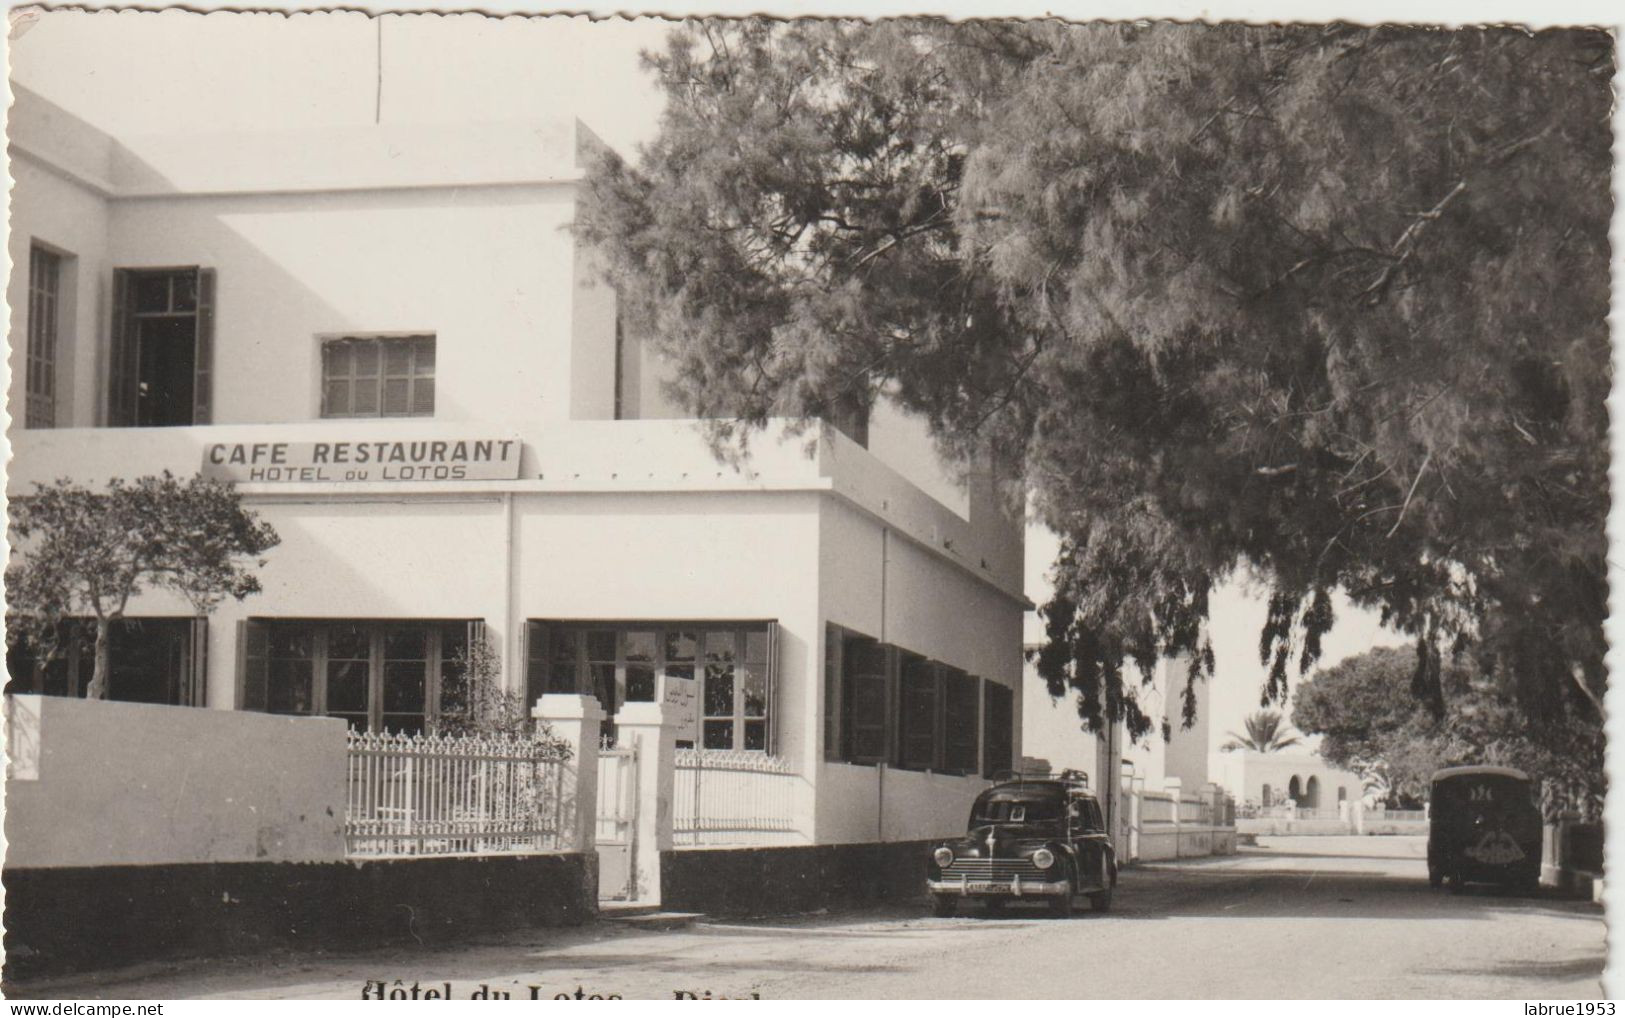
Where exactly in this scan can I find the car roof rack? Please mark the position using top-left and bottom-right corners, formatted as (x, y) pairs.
(990, 767), (1091, 788)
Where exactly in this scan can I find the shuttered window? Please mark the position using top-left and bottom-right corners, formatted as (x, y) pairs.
(942, 667), (980, 774)
(321, 336), (435, 418)
(825, 623), (989, 774)
(841, 633), (891, 764)
(896, 652), (938, 770)
(26, 245), (62, 428)
(981, 679), (1015, 779)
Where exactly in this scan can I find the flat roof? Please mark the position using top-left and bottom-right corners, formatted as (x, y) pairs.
(9, 82), (611, 198)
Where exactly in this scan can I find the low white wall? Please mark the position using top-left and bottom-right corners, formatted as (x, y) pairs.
(4, 695), (347, 868)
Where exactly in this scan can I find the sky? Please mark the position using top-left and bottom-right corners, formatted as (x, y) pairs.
(1, 6), (1530, 745)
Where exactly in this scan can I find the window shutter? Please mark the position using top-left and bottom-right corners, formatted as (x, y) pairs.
(108, 269), (134, 426)
(823, 625), (843, 762)
(523, 620), (546, 707)
(764, 620), (780, 756)
(193, 268), (215, 424)
(239, 619), (268, 711)
(186, 618), (209, 707)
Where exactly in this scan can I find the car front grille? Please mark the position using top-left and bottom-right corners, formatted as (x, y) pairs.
(940, 858), (1044, 880)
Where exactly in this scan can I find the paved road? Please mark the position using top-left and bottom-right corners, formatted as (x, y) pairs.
(18, 836), (1607, 1000)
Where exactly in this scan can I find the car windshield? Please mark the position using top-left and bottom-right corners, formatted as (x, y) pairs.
(972, 797), (1063, 824)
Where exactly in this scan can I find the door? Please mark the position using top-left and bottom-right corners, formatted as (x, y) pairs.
(596, 743), (639, 901)
(1069, 797), (1111, 891)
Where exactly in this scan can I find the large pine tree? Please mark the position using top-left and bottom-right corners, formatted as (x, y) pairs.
(580, 21), (1612, 763)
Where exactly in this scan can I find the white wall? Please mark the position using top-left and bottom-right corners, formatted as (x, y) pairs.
(106, 184), (582, 426)
(813, 495), (1022, 843)
(4, 695), (347, 868)
(1217, 749), (1365, 808)
(6, 150), (111, 429)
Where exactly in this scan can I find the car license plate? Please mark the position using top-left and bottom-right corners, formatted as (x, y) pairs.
(965, 881), (1002, 893)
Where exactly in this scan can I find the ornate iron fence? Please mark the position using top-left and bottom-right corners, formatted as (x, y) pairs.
(673, 748), (801, 846)
(345, 730), (568, 856)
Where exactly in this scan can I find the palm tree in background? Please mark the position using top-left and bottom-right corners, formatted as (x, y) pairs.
(1220, 710), (1303, 753)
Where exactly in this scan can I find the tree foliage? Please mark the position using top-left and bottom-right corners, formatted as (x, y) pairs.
(1219, 709), (1302, 753)
(580, 20), (1612, 754)
(6, 472), (280, 699)
(436, 630), (573, 757)
(1294, 645), (1604, 813)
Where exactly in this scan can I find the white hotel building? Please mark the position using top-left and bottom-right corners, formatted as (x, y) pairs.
(4, 81), (1027, 852)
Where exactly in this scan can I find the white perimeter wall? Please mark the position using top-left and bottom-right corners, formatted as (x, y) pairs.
(4, 695), (347, 868)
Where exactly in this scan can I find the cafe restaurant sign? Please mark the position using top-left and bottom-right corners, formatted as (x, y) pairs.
(201, 438), (522, 483)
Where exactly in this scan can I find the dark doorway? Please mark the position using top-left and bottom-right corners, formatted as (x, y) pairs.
(110, 267), (213, 427)
(136, 315), (197, 427)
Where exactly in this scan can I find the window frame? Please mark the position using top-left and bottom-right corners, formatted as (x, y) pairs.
(108, 265), (213, 427)
(824, 623), (990, 774)
(525, 620), (778, 752)
(239, 618), (473, 734)
(319, 334), (436, 419)
(5, 616), (205, 706)
(26, 244), (63, 428)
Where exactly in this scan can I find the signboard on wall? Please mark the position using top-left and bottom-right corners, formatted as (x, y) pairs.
(200, 438), (522, 483)
(663, 675), (699, 745)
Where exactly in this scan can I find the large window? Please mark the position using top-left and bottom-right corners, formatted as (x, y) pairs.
(240, 619), (474, 734)
(321, 336), (435, 418)
(5, 617), (205, 705)
(527, 621), (776, 751)
(26, 245), (62, 428)
(109, 267), (214, 427)
(824, 624), (990, 774)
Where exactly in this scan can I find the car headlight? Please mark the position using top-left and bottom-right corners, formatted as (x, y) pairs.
(1032, 848), (1056, 871)
(933, 847), (955, 868)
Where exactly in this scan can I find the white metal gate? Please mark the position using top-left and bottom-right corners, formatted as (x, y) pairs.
(595, 743), (639, 901)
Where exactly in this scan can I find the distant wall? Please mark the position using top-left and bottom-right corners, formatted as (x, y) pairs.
(1236, 817), (1350, 836)
(4, 695), (347, 868)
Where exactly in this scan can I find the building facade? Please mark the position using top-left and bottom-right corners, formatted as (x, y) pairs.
(5, 84), (1027, 849)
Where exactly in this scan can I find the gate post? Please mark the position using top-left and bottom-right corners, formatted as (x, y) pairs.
(616, 682), (683, 905)
(534, 694), (606, 854)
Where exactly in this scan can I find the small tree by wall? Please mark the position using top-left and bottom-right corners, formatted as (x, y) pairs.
(5, 472), (279, 700)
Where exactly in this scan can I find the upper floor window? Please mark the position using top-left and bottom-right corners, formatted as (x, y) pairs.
(26, 245), (62, 428)
(109, 267), (215, 427)
(322, 336), (435, 418)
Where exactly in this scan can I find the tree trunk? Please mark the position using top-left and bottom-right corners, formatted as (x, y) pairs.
(86, 617), (111, 700)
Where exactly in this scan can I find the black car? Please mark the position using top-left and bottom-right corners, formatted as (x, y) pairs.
(1427, 765), (1543, 892)
(927, 774), (1117, 917)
